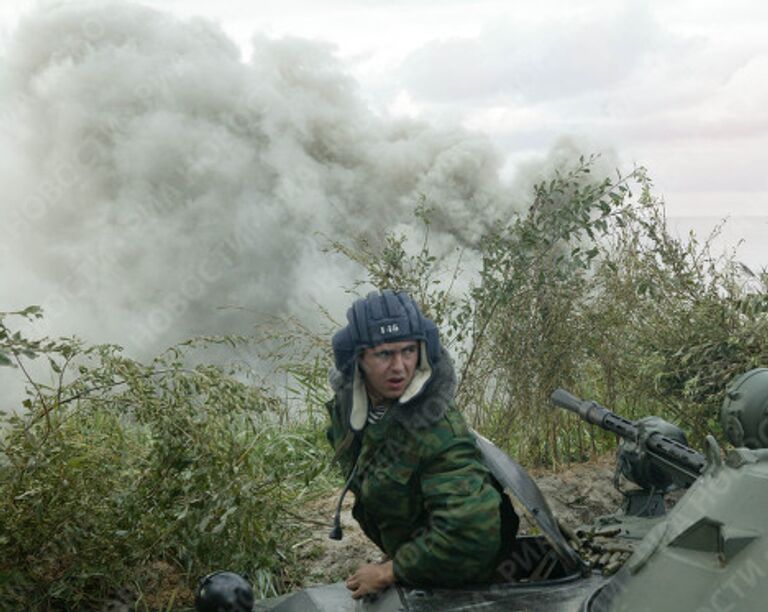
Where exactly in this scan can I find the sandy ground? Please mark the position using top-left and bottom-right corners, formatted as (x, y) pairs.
(292, 453), (624, 586)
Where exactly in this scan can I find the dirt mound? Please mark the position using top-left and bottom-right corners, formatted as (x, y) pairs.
(290, 495), (385, 587)
(293, 453), (624, 586)
(525, 453), (623, 532)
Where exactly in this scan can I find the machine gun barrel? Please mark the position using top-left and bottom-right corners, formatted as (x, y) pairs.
(551, 388), (707, 485)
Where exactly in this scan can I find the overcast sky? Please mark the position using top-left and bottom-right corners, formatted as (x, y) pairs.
(4, 0), (767, 220)
(154, 2), (766, 216)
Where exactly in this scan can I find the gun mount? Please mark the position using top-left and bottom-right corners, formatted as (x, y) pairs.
(551, 388), (706, 490)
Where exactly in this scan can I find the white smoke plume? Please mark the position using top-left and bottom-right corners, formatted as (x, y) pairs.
(0, 1), (517, 358)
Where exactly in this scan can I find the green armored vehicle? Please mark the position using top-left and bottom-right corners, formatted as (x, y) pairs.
(201, 369), (768, 612)
(587, 367), (768, 611)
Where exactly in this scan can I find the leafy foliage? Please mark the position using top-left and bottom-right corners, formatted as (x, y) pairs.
(592, 203), (768, 442)
(0, 311), (333, 609)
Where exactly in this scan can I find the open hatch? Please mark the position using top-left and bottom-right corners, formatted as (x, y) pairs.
(472, 432), (588, 580)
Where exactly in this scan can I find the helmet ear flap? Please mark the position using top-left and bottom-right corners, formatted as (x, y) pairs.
(723, 414), (745, 446)
(424, 322), (440, 367)
(758, 416), (768, 447)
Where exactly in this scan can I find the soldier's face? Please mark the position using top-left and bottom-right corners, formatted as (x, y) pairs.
(359, 340), (419, 400)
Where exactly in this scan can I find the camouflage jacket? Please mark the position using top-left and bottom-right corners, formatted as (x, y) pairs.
(325, 349), (517, 586)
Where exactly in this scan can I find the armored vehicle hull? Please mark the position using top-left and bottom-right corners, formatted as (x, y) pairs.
(255, 571), (608, 611)
(585, 445), (768, 611)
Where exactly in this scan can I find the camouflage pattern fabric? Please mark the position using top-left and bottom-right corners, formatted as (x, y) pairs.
(326, 350), (517, 586)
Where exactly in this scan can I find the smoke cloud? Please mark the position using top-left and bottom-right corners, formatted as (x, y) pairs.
(0, 1), (517, 358)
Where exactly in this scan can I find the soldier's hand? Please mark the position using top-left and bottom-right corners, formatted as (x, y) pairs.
(345, 561), (395, 599)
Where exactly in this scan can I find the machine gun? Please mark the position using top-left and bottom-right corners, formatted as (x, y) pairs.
(551, 389), (706, 493)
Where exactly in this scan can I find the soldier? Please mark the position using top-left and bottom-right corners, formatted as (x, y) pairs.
(326, 290), (518, 599)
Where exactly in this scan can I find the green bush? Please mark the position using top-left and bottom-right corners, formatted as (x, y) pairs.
(0, 310), (334, 609)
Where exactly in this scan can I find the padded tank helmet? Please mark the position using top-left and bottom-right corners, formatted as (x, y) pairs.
(331, 290), (440, 376)
(195, 571), (254, 612)
(721, 368), (768, 448)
